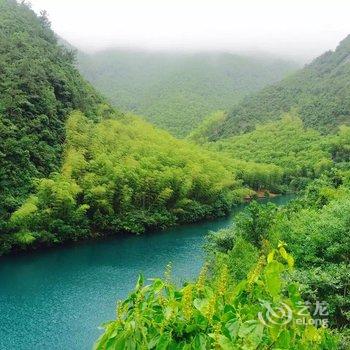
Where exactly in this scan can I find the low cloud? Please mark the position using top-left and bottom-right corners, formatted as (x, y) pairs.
(29, 0), (350, 62)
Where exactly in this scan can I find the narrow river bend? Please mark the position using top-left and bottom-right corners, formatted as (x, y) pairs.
(0, 195), (293, 350)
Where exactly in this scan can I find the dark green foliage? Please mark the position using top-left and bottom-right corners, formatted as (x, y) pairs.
(205, 229), (259, 282)
(0, 0), (103, 231)
(205, 227), (236, 254)
(278, 179), (350, 328)
(235, 201), (278, 248)
(202, 35), (350, 140)
(330, 125), (350, 163)
(224, 236), (259, 282)
(293, 264), (349, 330)
(78, 49), (297, 137)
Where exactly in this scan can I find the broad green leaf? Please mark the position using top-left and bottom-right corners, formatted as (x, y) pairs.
(264, 261), (284, 299)
(275, 330), (291, 348)
(156, 333), (172, 350)
(193, 334), (207, 349)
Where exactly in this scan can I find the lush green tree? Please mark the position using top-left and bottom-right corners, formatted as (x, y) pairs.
(234, 201), (278, 248)
(278, 188), (350, 328)
(330, 126), (350, 163)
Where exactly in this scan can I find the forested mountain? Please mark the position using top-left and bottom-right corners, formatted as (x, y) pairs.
(199, 34), (350, 140)
(78, 50), (298, 137)
(1, 0), (292, 254)
(0, 0), (267, 253)
(0, 0), (346, 254)
(0, 0), (103, 230)
(7, 111), (348, 253)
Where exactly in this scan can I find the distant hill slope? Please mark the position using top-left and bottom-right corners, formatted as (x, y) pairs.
(200, 34), (350, 140)
(0, 0), (103, 227)
(78, 50), (298, 137)
(208, 115), (335, 187)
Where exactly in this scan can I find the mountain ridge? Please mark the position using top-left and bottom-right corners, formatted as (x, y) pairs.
(199, 33), (350, 140)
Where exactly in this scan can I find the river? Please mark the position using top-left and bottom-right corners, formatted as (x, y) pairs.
(0, 195), (293, 350)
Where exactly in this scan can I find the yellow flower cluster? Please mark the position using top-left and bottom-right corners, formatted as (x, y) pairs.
(247, 255), (266, 291)
(216, 264), (229, 297)
(196, 263), (209, 292)
(204, 294), (216, 322)
(182, 285), (193, 320)
(164, 262), (173, 284)
(213, 322), (222, 349)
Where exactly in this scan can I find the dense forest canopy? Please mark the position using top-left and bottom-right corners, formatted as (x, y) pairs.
(198, 35), (350, 140)
(5, 111), (245, 253)
(78, 49), (298, 137)
(7, 110), (348, 253)
(0, 0), (103, 231)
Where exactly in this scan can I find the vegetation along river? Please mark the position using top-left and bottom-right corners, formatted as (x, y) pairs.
(0, 195), (293, 350)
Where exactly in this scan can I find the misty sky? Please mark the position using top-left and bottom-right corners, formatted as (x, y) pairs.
(29, 0), (349, 62)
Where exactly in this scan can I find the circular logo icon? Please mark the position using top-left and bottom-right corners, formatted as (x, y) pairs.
(258, 300), (293, 327)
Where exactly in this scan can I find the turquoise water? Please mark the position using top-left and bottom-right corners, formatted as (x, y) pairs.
(0, 195), (293, 350)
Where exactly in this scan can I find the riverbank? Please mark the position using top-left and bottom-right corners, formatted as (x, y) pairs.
(243, 189), (283, 202)
(2, 191), (292, 257)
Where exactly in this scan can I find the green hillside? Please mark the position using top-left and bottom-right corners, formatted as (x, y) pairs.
(200, 35), (350, 140)
(208, 115), (336, 188)
(78, 50), (298, 137)
(0, 0), (105, 230)
(7, 112), (244, 252)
